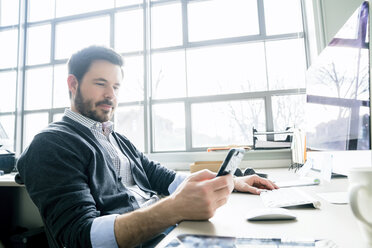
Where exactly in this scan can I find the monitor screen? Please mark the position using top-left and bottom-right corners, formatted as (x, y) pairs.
(306, 1), (370, 151)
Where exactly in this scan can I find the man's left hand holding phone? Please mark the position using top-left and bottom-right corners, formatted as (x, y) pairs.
(169, 149), (243, 221)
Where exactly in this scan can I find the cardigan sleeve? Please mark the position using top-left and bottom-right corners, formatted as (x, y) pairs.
(17, 131), (99, 248)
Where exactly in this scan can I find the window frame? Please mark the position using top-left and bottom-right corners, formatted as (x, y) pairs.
(0, 0), (309, 159)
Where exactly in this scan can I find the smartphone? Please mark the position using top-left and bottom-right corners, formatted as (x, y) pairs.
(216, 148), (245, 177)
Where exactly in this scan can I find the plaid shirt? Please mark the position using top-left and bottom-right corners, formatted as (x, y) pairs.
(65, 109), (158, 207)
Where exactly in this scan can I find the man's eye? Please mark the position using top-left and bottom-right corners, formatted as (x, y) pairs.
(96, 83), (105, 86)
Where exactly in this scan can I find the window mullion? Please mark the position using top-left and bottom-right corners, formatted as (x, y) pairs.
(264, 94), (274, 141)
(15, 0), (28, 155)
(256, 0), (267, 36)
(185, 100), (192, 151)
(144, 0), (152, 153)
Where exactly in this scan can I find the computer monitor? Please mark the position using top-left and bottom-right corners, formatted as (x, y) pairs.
(305, 1), (371, 174)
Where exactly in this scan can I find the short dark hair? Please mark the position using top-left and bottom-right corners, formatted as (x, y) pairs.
(67, 45), (124, 83)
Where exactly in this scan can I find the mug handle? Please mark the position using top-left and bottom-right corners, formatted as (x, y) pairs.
(349, 184), (372, 226)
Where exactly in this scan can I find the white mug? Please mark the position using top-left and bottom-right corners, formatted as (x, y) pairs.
(349, 167), (372, 245)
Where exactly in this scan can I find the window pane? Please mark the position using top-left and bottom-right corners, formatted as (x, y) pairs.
(55, 17), (110, 60)
(151, 2), (182, 49)
(152, 103), (185, 151)
(265, 39), (306, 90)
(188, 0), (259, 42)
(264, 0), (303, 36)
(306, 104), (353, 150)
(24, 112), (49, 149)
(0, 115), (15, 150)
(116, 0), (143, 8)
(53, 113), (64, 122)
(28, 0), (55, 22)
(0, 71), (17, 112)
(115, 106), (145, 151)
(115, 9), (143, 53)
(53, 65), (70, 108)
(0, 0), (19, 26)
(151, 50), (186, 99)
(192, 100), (266, 147)
(56, 0), (114, 17)
(187, 43), (267, 97)
(272, 94), (306, 140)
(25, 67), (53, 110)
(27, 24), (51, 65)
(119, 55), (144, 103)
(0, 29), (18, 68)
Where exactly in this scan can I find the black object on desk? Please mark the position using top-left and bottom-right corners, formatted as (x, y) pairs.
(244, 167), (268, 178)
(0, 149), (15, 173)
(234, 167), (268, 178)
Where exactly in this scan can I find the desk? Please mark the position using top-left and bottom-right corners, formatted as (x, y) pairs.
(0, 173), (19, 187)
(0, 173), (43, 246)
(157, 168), (369, 248)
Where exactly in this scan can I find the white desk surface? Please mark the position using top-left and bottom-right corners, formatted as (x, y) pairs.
(156, 168), (369, 248)
(0, 173), (20, 187)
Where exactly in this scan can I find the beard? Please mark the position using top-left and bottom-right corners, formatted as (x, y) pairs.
(74, 85), (115, 123)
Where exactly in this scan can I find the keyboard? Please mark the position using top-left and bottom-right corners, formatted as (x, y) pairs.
(260, 188), (321, 208)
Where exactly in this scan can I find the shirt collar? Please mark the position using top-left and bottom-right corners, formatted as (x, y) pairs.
(64, 108), (114, 135)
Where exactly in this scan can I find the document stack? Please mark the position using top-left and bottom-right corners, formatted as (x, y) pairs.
(290, 128), (306, 171)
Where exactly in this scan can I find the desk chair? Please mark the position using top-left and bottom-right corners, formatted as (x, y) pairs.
(15, 173), (63, 248)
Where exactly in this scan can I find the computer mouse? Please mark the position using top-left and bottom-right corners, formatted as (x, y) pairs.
(246, 208), (297, 221)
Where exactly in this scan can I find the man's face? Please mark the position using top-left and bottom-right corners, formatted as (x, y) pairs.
(72, 60), (122, 123)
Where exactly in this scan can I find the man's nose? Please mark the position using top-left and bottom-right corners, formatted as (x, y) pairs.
(104, 86), (117, 99)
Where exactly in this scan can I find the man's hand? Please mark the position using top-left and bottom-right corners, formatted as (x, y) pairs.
(114, 169), (234, 247)
(169, 169), (234, 220)
(233, 175), (278, 195)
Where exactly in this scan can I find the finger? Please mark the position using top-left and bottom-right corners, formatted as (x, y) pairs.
(268, 179), (279, 189)
(245, 185), (263, 195)
(214, 183), (234, 201)
(254, 177), (277, 190)
(206, 174), (234, 191)
(214, 196), (229, 209)
(189, 169), (217, 182)
(272, 181), (279, 189)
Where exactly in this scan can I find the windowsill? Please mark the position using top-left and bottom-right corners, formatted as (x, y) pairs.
(146, 149), (292, 171)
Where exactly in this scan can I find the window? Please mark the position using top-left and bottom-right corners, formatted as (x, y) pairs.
(0, 0), (19, 151)
(192, 100), (266, 147)
(188, 0), (259, 41)
(55, 17), (110, 60)
(0, 0), (307, 155)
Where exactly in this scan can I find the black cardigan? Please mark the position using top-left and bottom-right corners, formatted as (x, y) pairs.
(17, 116), (176, 247)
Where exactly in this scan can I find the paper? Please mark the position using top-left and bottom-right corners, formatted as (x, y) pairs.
(291, 129), (306, 165)
(320, 154), (333, 182)
(297, 158), (314, 177)
(164, 234), (338, 248)
(254, 140), (291, 149)
(276, 177), (320, 188)
(317, 192), (349, 204)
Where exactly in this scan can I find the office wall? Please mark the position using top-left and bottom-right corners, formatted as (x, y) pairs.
(312, 0), (364, 52)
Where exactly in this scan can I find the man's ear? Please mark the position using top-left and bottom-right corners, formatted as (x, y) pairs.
(67, 75), (78, 97)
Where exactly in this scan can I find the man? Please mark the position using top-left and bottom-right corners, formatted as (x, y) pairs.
(17, 46), (277, 248)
